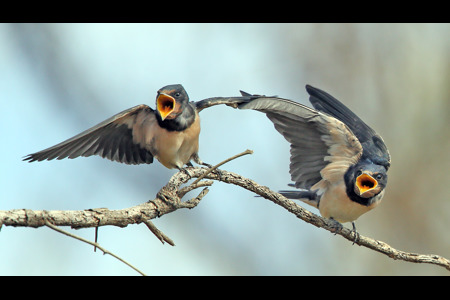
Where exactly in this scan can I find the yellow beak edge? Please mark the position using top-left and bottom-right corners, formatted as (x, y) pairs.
(157, 93), (176, 120)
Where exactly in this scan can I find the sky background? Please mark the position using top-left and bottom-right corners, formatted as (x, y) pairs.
(1, 23), (449, 275)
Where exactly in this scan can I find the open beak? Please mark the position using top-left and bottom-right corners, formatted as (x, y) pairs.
(157, 93), (176, 121)
(355, 172), (378, 197)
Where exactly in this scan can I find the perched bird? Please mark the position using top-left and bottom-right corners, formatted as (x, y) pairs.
(238, 85), (390, 229)
(24, 84), (253, 170)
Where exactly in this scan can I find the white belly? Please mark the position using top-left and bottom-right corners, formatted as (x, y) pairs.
(318, 182), (380, 223)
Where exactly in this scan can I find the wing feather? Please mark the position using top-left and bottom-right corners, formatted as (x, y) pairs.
(24, 105), (155, 165)
(306, 85), (390, 168)
(239, 96), (363, 191)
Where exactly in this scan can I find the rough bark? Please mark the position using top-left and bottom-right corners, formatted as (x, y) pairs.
(1, 166), (449, 272)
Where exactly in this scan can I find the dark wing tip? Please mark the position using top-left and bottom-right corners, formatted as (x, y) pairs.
(22, 154), (34, 162)
(305, 84), (338, 109)
(305, 84), (325, 101)
(306, 84), (391, 169)
(239, 90), (252, 97)
(305, 84), (315, 92)
(239, 90), (278, 98)
(22, 153), (50, 163)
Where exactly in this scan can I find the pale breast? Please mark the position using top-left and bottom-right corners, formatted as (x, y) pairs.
(148, 112), (200, 169)
(318, 182), (380, 223)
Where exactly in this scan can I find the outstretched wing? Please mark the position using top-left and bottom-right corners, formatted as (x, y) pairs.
(194, 94), (260, 112)
(24, 105), (155, 165)
(306, 85), (391, 168)
(238, 95), (363, 193)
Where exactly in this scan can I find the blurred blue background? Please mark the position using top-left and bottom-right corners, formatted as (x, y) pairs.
(1, 23), (449, 275)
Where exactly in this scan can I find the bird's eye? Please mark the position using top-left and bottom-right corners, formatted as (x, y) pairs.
(174, 92), (181, 97)
(356, 170), (362, 177)
(376, 174), (383, 180)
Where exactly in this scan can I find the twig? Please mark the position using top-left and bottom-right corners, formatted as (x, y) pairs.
(143, 220), (175, 246)
(2, 149), (449, 273)
(180, 187), (210, 208)
(94, 227), (98, 252)
(143, 151), (230, 245)
(44, 220), (146, 276)
(191, 149), (253, 185)
(177, 180), (214, 199)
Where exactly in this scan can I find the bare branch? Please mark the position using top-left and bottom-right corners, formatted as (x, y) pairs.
(191, 149), (253, 185)
(143, 220), (175, 246)
(44, 220), (146, 276)
(2, 161), (449, 272)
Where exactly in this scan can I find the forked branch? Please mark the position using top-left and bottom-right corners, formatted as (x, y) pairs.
(1, 150), (449, 273)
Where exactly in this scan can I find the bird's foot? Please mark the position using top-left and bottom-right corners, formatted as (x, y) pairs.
(177, 165), (193, 178)
(328, 219), (360, 244)
(196, 161), (222, 177)
(328, 218), (344, 235)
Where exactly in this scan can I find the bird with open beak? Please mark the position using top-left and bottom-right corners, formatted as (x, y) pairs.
(238, 85), (391, 233)
(24, 84), (255, 171)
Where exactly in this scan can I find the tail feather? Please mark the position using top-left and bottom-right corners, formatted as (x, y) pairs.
(278, 189), (319, 208)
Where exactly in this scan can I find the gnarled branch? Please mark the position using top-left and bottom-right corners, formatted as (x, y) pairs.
(1, 161), (449, 272)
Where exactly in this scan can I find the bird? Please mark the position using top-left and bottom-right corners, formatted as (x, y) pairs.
(238, 85), (390, 232)
(24, 84), (255, 171)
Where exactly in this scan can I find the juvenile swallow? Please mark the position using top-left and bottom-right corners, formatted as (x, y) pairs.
(24, 84), (254, 170)
(238, 85), (390, 229)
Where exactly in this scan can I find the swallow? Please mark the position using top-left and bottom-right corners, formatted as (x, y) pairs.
(24, 84), (254, 170)
(238, 85), (390, 230)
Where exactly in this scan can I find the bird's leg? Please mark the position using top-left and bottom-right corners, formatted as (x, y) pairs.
(191, 153), (208, 167)
(328, 218), (360, 245)
(328, 217), (344, 235)
(351, 222), (360, 245)
(191, 153), (221, 175)
(200, 162), (213, 168)
(177, 164), (192, 178)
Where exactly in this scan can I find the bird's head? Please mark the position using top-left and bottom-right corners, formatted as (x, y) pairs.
(350, 163), (388, 199)
(156, 84), (189, 121)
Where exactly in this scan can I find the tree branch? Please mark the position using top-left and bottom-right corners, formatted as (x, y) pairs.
(44, 220), (146, 276)
(2, 160), (449, 272)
